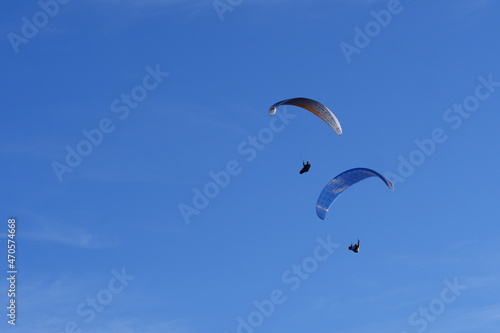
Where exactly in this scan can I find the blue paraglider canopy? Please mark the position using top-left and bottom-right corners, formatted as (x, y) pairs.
(316, 167), (393, 220)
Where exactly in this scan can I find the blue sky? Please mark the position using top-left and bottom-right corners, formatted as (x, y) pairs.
(2, 0), (500, 332)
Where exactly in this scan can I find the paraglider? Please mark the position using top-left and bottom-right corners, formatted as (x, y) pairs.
(316, 167), (394, 220)
(348, 240), (360, 253)
(300, 161), (311, 174)
(269, 97), (342, 135)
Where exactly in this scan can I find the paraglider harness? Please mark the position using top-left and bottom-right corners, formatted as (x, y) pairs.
(300, 161), (311, 174)
(348, 240), (360, 253)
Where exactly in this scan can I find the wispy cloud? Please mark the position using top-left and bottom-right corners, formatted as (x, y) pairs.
(22, 213), (119, 249)
(451, 0), (495, 19)
(426, 303), (500, 333)
(26, 226), (118, 249)
(13, 270), (194, 333)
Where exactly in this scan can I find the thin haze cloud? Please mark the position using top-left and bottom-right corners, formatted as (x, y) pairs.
(22, 214), (118, 249)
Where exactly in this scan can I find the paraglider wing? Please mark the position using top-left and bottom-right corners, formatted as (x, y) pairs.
(269, 97), (342, 135)
(316, 168), (393, 220)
